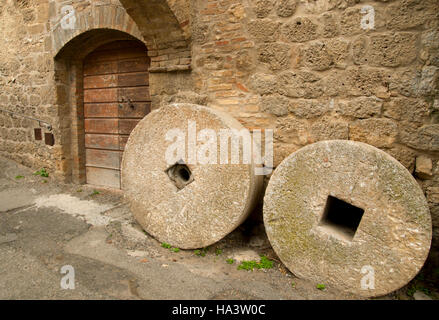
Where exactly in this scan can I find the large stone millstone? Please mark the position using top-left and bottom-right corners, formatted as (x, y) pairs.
(122, 103), (263, 249)
(263, 140), (432, 298)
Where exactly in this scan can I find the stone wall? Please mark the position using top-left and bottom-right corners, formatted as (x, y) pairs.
(0, 0), (57, 172)
(186, 0), (439, 255)
(0, 0), (439, 257)
(0, 0), (192, 182)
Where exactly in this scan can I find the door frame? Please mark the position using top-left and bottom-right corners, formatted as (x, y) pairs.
(54, 29), (148, 185)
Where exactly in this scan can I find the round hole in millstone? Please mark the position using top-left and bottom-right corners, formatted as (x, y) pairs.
(121, 103), (263, 249)
(263, 140), (432, 298)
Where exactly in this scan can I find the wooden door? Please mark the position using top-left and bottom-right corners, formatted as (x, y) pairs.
(83, 40), (151, 189)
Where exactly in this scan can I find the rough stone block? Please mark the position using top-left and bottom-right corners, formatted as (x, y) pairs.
(248, 73), (278, 95)
(383, 98), (430, 126)
(281, 17), (318, 43)
(277, 71), (323, 99)
(257, 42), (291, 71)
(289, 99), (330, 119)
(337, 96), (382, 119)
(300, 39), (350, 71)
(310, 118), (349, 141)
(344, 67), (390, 97)
(276, 0), (297, 18)
(300, 41), (333, 71)
(386, 0), (437, 30)
(248, 19), (280, 43)
(253, 0), (275, 18)
(321, 11), (339, 38)
(275, 116), (309, 145)
(261, 94), (289, 116)
(350, 118), (398, 148)
(369, 33), (418, 67)
(401, 125), (439, 151)
(416, 156), (433, 180)
(340, 7), (362, 35)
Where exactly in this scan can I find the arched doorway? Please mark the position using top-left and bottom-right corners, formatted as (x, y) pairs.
(83, 40), (151, 188)
(51, 3), (191, 183)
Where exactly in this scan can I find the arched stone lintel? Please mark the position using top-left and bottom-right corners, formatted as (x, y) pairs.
(52, 4), (192, 73)
(119, 0), (191, 43)
(52, 5), (144, 59)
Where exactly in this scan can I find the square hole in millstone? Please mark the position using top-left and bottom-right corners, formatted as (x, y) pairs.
(319, 196), (365, 241)
(166, 163), (194, 190)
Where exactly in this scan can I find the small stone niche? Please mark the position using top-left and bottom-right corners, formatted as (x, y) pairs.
(319, 195), (365, 241)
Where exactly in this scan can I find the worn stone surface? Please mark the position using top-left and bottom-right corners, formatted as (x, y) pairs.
(122, 103), (263, 249)
(0, 188), (37, 212)
(263, 140), (432, 297)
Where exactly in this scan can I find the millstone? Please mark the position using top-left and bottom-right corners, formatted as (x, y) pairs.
(263, 140), (432, 298)
(122, 103), (263, 249)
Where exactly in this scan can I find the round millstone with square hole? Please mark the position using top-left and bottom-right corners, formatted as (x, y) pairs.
(122, 103), (263, 249)
(263, 140), (432, 298)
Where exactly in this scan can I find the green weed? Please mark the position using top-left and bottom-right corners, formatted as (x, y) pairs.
(194, 248), (207, 257)
(316, 284), (326, 291)
(237, 256), (274, 271)
(161, 243), (172, 249)
(34, 168), (49, 177)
